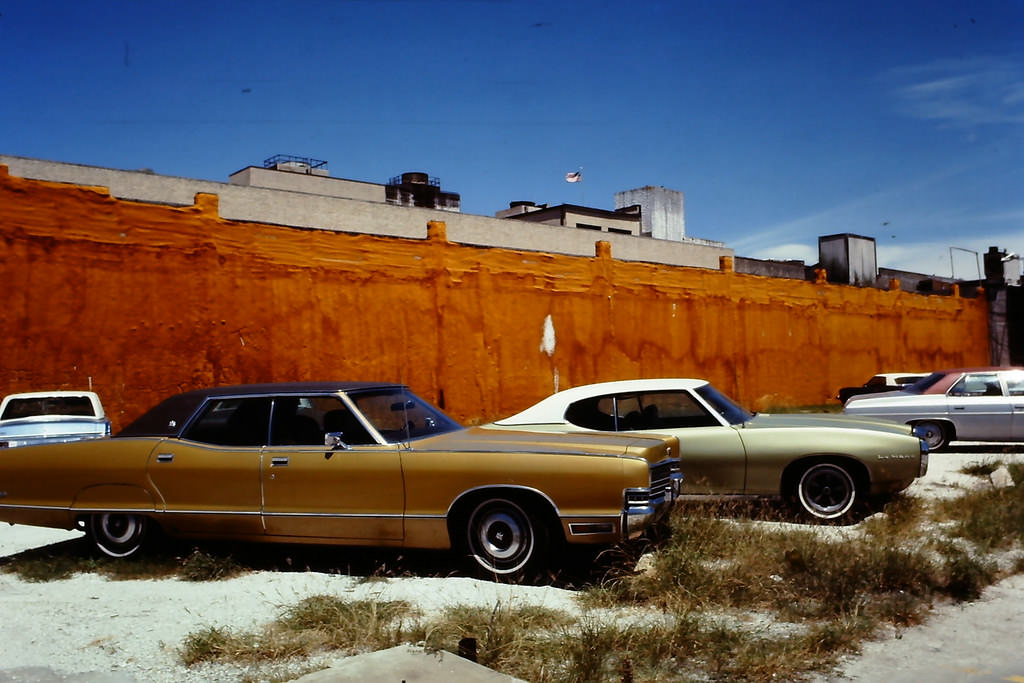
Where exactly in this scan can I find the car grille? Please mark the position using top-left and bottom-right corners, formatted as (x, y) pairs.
(650, 459), (680, 498)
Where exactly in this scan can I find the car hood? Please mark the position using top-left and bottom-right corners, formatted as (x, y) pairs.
(742, 412), (913, 436)
(844, 390), (916, 404)
(413, 426), (678, 464)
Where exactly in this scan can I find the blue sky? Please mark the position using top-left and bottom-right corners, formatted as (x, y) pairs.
(2, 0), (1021, 277)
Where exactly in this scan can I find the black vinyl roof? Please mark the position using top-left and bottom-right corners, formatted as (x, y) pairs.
(117, 382), (405, 438)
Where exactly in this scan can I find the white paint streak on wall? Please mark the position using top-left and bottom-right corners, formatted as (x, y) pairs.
(540, 314), (556, 356)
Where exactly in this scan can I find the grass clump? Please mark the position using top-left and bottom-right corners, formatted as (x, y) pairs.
(178, 549), (247, 582)
(181, 596), (418, 666)
(938, 477), (1024, 551)
(422, 603), (573, 676)
(960, 461), (1001, 477)
(279, 595), (418, 652)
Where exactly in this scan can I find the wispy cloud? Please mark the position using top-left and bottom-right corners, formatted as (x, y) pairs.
(730, 162), (979, 254)
(884, 55), (1024, 127)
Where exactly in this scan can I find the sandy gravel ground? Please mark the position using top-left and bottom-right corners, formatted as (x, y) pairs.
(1, 446), (1022, 682)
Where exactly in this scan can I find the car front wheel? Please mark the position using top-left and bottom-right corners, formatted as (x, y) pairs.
(913, 421), (948, 451)
(88, 513), (148, 558)
(464, 497), (545, 578)
(796, 463), (857, 520)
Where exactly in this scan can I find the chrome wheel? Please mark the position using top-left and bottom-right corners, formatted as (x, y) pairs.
(797, 463), (857, 520)
(465, 498), (537, 576)
(914, 421), (948, 451)
(89, 513), (147, 558)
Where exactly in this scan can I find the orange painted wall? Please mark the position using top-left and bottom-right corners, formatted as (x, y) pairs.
(0, 165), (990, 430)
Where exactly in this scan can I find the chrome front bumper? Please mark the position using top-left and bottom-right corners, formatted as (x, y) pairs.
(622, 470), (683, 539)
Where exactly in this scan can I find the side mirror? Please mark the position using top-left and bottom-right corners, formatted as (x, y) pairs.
(325, 432), (351, 451)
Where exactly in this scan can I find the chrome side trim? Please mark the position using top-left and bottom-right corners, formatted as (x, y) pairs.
(149, 509), (261, 516)
(262, 512), (402, 520)
(568, 522), (616, 536)
(0, 503), (158, 514)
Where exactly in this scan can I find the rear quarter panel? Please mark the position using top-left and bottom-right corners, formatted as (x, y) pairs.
(0, 438), (159, 528)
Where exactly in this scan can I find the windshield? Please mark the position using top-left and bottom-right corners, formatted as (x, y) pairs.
(902, 372), (946, 394)
(694, 384), (753, 425)
(348, 388), (461, 443)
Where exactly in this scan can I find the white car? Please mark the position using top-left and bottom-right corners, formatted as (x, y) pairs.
(0, 391), (110, 449)
(837, 372), (928, 404)
(485, 379), (928, 521)
(844, 367), (1024, 450)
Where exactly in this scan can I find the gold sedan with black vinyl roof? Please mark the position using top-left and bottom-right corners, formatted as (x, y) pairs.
(0, 382), (681, 577)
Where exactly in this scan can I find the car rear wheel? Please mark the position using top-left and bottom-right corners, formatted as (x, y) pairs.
(914, 421), (948, 451)
(464, 497), (546, 579)
(88, 513), (148, 558)
(796, 463), (857, 520)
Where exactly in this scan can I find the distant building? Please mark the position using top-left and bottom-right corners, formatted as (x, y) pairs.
(497, 201), (642, 235)
(499, 184), (723, 248)
(615, 186), (685, 240)
(230, 155), (461, 212)
(385, 172), (461, 212)
(818, 234), (877, 286)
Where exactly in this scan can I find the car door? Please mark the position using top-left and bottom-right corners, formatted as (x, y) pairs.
(146, 396), (269, 536)
(946, 372), (1014, 441)
(260, 395), (405, 540)
(1005, 372), (1024, 440)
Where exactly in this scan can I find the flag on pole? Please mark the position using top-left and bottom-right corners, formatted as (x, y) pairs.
(565, 170), (582, 183)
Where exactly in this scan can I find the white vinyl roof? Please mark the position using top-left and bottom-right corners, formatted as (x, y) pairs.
(496, 378), (708, 425)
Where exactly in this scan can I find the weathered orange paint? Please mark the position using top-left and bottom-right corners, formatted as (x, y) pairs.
(0, 166), (990, 430)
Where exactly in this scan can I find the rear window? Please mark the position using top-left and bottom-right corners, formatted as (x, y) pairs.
(1, 396), (96, 420)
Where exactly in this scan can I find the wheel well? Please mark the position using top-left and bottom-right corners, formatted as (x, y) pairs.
(74, 512), (159, 534)
(780, 456), (870, 498)
(446, 488), (563, 547)
(910, 419), (956, 441)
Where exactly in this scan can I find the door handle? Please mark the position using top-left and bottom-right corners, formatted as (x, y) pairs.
(156, 453), (174, 463)
(271, 457), (290, 467)
(953, 406), (965, 410)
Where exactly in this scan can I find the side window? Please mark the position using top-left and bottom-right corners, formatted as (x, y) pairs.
(349, 391), (448, 442)
(633, 391), (719, 429)
(183, 397), (272, 447)
(566, 392), (719, 431)
(269, 396), (376, 446)
(1005, 373), (1024, 397)
(321, 404), (375, 445)
(950, 373), (1003, 397)
(565, 396), (616, 431)
(614, 395), (643, 430)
